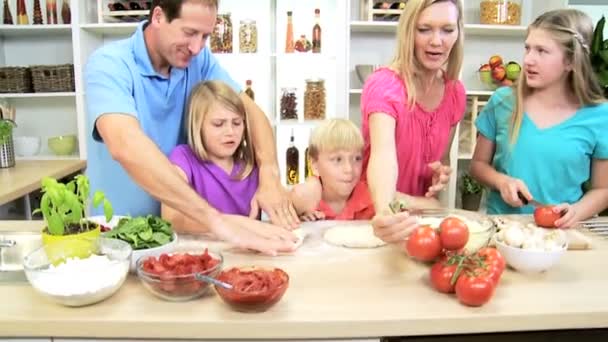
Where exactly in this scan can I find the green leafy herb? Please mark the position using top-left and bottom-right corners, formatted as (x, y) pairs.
(32, 175), (113, 236)
(0, 119), (15, 145)
(460, 173), (483, 195)
(103, 215), (174, 250)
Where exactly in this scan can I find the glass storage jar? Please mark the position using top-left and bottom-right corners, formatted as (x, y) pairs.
(239, 19), (258, 53)
(479, 0), (521, 25)
(304, 79), (326, 120)
(280, 88), (298, 120)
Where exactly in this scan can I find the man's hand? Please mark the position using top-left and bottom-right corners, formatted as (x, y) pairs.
(211, 214), (298, 256)
(249, 178), (300, 229)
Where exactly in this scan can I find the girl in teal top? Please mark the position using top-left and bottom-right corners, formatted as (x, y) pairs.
(471, 9), (608, 228)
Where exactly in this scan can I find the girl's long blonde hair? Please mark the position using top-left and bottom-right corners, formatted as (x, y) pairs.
(510, 9), (606, 144)
(391, 0), (464, 109)
(186, 80), (255, 180)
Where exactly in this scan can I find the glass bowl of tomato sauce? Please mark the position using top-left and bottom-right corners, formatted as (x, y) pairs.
(135, 247), (223, 301)
(214, 266), (289, 312)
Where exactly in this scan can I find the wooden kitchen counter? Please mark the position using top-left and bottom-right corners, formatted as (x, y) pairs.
(0, 160), (86, 205)
(1, 220), (608, 340)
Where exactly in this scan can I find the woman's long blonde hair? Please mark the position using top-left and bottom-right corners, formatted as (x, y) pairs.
(186, 80), (255, 180)
(391, 0), (464, 109)
(509, 9), (606, 144)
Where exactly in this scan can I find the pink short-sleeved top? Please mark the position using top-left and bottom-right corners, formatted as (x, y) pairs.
(361, 68), (466, 196)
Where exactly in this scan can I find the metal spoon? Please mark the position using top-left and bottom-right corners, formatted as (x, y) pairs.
(195, 273), (233, 290)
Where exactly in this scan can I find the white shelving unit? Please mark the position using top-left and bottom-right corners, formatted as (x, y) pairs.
(347, 0), (578, 209)
(1, 0), (605, 207)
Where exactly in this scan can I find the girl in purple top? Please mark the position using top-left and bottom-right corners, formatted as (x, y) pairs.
(162, 80), (259, 234)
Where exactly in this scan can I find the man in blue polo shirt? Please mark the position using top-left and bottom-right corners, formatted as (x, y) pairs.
(84, 0), (297, 255)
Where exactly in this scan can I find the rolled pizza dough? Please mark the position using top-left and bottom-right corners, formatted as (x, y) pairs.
(323, 224), (387, 248)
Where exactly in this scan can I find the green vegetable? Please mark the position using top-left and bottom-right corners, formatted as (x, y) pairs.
(0, 119), (15, 145)
(32, 175), (113, 236)
(591, 16), (608, 91)
(460, 173), (483, 195)
(104, 215), (174, 250)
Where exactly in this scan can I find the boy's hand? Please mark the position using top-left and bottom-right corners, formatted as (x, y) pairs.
(371, 210), (419, 243)
(299, 210), (326, 222)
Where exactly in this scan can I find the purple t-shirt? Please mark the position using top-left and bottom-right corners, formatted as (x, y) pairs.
(169, 144), (259, 216)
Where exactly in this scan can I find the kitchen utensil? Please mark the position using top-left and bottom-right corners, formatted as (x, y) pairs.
(195, 273), (233, 290)
(517, 192), (545, 207)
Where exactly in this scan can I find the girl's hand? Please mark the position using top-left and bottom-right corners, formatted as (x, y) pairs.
(425, 161), (451, 197)
(498, 176), (532, 207)
(553, 203), (577, 228)
(299, 210), (325, 222)
(371, 210), (419, 243)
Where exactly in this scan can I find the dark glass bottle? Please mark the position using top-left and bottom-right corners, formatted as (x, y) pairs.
(312, 9), (321, 53)
(244, 80), (255, 101)
(286, 130), (299, 185)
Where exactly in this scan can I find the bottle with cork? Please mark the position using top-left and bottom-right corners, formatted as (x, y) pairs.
(312, 8), (321, 53)
(286, 129), (299, 185)
(304, 129), (313, 179)
(285, 11), (295, 53)
(244, 80), (255, 101)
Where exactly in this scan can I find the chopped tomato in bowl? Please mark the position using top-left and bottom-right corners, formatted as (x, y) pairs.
(136, 247), (223, 301)
(215, 266), (289, 312)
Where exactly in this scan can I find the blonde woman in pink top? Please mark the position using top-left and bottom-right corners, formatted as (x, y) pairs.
(361, 0), (466, 244)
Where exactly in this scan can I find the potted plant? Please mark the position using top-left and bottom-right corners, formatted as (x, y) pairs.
(591, 16), (608, 97)
(460, 173), (483, 211)
(33, 174), (113, 261)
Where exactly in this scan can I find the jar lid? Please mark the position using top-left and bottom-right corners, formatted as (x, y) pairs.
(281, 87), (297, 92)
(240, 19), (256, 24)
(305, 78), (325, 83)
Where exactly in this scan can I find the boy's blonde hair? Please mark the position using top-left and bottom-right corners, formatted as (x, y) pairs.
(308, 119), (364, 160)
(509, 9), (606, 144)
(185, 80), (255, 180)
(391, 0), (464, 109)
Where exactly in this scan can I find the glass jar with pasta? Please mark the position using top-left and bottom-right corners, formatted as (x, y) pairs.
(239, 19), (258, 53)
(304, 79), (326, 120)
(479, 0), (521, 26)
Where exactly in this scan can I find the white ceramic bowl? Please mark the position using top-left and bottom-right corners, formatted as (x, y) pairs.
(494, 239), (567, 273)
(88, 215), (179, 272)
(14, 136), (41, 157)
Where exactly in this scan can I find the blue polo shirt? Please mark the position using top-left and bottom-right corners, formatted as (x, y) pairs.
(85, 21), (240, 216)
(475, 87), (608, 214)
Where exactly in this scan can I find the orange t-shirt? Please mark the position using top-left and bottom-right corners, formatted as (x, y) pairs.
(316, 181), (375, 220)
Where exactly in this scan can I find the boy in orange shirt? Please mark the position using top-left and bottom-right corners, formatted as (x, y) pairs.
(290, 119), (374, 220)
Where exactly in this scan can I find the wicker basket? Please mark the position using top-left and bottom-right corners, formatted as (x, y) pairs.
(0, 67), (32, 93)
(30, 64), (75, 92)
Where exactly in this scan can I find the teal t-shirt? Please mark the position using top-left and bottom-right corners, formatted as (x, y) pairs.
(475, 87), (608, 214)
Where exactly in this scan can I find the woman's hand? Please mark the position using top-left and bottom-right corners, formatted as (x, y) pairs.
(371, 210), (419, 243)
(498, 176), (532, 207)
(425, 161), (451, 197)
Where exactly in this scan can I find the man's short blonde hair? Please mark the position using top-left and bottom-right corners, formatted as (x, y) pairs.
(308, 119), (364, 160)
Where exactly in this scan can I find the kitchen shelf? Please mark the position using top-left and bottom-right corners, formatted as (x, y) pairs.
(103, 10), (149, 17)
(466, 90), (494, 96)
(0, 92), (76, 99)
(0, 24), (72, 37)
(350, 21), (527, 37)
(80, 23), (139, 35)
(15, 155), (81, 161)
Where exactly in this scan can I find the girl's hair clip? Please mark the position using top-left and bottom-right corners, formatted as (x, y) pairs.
(572, 32), (590, 54)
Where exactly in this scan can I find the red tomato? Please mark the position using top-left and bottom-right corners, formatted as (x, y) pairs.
(430, 260), (458, 293)
(439, 217), (469, 251)
(477, 247), (506, 274)
(406, 226), (442, 262)
(455, 272), (495, 307)
(534, 206), (561, 228)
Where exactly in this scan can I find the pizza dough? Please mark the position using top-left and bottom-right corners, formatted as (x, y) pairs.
(292, 228), (307, 249)
(323, 224), (387, 248)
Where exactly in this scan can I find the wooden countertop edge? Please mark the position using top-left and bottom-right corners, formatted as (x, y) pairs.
(0, 160), (86, 205)
(2, 313), (608, 339)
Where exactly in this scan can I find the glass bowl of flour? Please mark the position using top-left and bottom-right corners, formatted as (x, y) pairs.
(23, 237), (131, 307)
